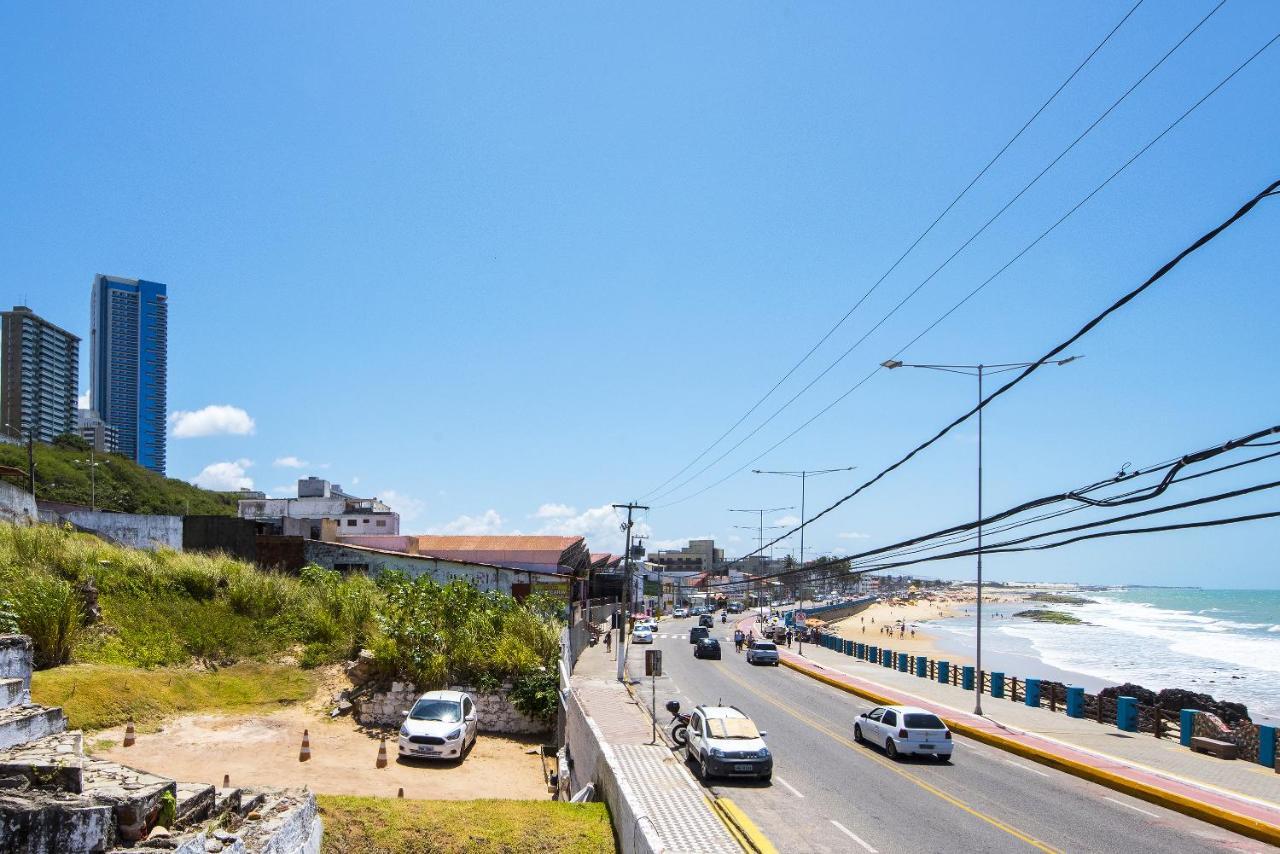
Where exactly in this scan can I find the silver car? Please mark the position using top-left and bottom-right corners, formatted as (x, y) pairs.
(745, 640), (779, 666)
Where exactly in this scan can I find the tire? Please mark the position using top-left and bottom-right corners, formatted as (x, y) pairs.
(672, 724), (688, 747)
(936, 754), (952, 764)
(886, 739), (899, 761)
(853, 724), (864, 744)
(700, 754), (712, 780)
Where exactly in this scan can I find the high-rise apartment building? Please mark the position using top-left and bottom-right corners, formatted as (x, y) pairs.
(90, 275), (168, 473)
(1, 306), (80, 444)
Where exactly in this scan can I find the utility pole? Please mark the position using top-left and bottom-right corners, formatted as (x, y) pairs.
(729, 506), (791, 615)
(612, 502), (648, 682)
(753, 466), (856, 569)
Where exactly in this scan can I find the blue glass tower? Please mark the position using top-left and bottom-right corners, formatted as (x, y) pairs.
(90, 275), (168, 473)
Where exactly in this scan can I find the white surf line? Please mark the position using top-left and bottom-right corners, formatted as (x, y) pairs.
(829, 820), (877, 852)
(1103, 796), (1159, 819)
(1002, 758), (1050, 777)
(773, 775), (804, 798)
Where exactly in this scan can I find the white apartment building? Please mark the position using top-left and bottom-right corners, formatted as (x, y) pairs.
(238, 477), (400, 535)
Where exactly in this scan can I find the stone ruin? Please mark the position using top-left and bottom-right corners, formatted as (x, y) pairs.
(0, 634), (323, 853)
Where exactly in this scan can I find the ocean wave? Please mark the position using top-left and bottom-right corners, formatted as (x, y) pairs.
(1269, 625), (1280, 633)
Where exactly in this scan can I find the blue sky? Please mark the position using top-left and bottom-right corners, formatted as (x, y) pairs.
(4, 2), (1278, 587)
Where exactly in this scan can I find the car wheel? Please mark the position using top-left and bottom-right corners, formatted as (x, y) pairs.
(936, 754), (952, 764)
(700, 754), (712, 780)
(885, 739), (899, 761)
(759, 772), (772, 783)
(853, 724), (864, 744)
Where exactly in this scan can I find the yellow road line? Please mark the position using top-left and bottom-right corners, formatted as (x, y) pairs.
(717, 663), (1060, 853)
(779, 657), (1280, 848)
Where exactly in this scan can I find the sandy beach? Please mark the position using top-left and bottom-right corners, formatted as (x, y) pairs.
(826, 588), (1028, 667)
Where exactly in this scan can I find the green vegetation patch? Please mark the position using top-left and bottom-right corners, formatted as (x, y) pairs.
(316, 796), (614, 854)
(30, 662), (314, 731)
(1013, 609), (1084, 625)
(1025, 592), (1095, 605)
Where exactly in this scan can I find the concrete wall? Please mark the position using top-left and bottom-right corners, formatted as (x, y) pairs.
(183, 515), (257, 561)
(62, 510), (183, 551)
(0, 481), (37, 526)
(0, 635), (33, 703)
(356, 681), (549, 735)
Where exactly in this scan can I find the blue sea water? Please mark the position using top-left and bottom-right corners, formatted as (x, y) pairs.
(929, 588), (1280, 722)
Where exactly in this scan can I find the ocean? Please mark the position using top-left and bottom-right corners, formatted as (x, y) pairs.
(928, 588), (1280, 723)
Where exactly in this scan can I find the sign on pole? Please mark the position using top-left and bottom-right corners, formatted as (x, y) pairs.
(645, 649), (663, 677)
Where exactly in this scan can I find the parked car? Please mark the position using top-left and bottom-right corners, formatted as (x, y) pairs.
(727, 602), (743, 614)
(746, 640), (779, 666)
(637, 616), (659, 632)
(685, 705), (772, 781)
(698, 614), (714, 629)
(398, 690), (478, 760)
(689, 626), (711, 644)
(693, 638), (722, 660)
(673, 607), (689, 618)
(854, 705), (952, 761)
(632, 625), (655, 644)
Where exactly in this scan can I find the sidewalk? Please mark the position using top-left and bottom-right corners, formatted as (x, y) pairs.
(774, 625), (1280, 842)
(570, 639), (740, 854)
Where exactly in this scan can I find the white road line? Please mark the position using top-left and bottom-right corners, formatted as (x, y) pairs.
(1002, 758), (1050, 778)
(829, 820), (877, 852)
(773, 775), (804, 798)
(1103, 796), (1159, 819)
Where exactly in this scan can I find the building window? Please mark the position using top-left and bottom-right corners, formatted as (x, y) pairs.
(376, 520), (386, 527)
(362, 519), (369, 524)
(346, 519), (357, 527)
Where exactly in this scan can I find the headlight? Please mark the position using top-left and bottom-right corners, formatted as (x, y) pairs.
(757, 748), (770, 758)
(709, 748), (724, 758)
(399, 725), (410, 737)
(446, 728), (463, 740)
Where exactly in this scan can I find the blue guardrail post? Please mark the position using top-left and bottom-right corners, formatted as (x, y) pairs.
(1066, 686), (1084, 717)
(991, 672), (1005, 698)
(938, 661), (950, 684)
(915, 656), (927, 678)
(897, 653), (908, 672)
(1117, 696), (1138, 732)
(882, 649), (892, 668)
(1258, 725), (1276, 769)
(1180, 709), (1196, 746)
(1024, 678), (1041, 707)
(962, 665), (974, 691)
(845, 639), (854, 656)
(869, 645), (878, 663)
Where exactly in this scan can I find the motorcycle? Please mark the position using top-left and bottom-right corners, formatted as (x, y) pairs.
(665, 699), (691, 747)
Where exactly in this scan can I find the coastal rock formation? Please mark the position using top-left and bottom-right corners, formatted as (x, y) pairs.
(1012, 609), (1083, 624)
(1098, 682), (1250, 724)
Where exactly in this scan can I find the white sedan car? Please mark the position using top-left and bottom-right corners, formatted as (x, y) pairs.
(632, 625), (655, 644)
(398, 690), (478, 761)
(854, 705), (952, 761)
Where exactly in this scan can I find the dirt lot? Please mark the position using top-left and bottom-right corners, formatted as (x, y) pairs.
(90, 675), (551, 800)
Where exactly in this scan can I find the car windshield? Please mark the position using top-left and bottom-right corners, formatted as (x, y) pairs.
(409, 699), (461, 722)
(753, 642), (776, 650)
(707, 717), (761, 739)
(701, 639), (719, 647)
(904, 713), (945, 729)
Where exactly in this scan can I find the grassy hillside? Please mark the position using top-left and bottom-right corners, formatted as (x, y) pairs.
(0, 522), (563, 720)
(0, 435), (238, 516)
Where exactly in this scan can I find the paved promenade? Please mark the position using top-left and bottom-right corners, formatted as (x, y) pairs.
(779, 627), (1280, 835)
(571, 639), (740, 854)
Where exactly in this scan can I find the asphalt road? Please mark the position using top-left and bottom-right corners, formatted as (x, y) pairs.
(627, 616), (1270, 854)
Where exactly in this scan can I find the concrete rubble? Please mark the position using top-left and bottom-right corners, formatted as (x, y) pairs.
(0, 634), (322, 854)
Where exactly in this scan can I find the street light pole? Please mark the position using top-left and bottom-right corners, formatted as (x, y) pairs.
(752, 466), (856, 570)
(881, 355), (1078, 716)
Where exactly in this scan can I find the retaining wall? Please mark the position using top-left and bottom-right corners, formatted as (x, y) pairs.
(355, 682), (549, 735)
(61, 510), (183, 552)
(0, 481), (37, 526)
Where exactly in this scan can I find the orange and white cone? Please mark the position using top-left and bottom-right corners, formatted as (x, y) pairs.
(376, 737), (388, 769)
(299, 729), (311, 762)
(397, 787), (404, 798)
(223, 774), (230, 788)
(123, 722), (136, 747)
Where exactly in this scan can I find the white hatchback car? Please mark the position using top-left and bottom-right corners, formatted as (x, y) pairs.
(854, 705), (952, 761)
(398, 690), (478, 761)
(631, 625), (655, 644)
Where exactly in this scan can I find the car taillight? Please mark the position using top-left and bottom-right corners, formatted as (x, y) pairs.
(944, 731), (951, 740)
(899, 729), (908, 739)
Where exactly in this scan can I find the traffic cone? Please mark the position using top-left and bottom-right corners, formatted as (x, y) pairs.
(376, 737), (388, 768)
(223, 774), (230, 788)
(123, 722), (135, 747)
(299, 729), (311, 762)
(397, 787), (404, 798)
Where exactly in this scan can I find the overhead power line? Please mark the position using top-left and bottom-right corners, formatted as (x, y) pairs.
(714, 174), (1280, 567)
(635, 1), (1148, 501)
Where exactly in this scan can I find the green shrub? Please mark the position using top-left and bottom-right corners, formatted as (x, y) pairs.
(9, 576), (82, 668)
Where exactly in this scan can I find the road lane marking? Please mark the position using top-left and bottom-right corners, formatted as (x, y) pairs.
(773, 775), (804, 798)
(1104, 796), (1159, 819)
(829, 820), (877, 852)
(1003, 758), (1051, 778)
(714, 665), (1060, 853)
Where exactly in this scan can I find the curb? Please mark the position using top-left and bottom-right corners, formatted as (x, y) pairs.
(710, 797), (779, 854)
(779, 656), (1280, 848)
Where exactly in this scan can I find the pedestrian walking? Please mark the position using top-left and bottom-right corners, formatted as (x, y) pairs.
(785, 629), (793, 648)
(604, 630), (612, 653)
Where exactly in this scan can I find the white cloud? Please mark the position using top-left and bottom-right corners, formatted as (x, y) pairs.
(838, 531), (871, 540)
(532, 503), (577, 519)
(430, 509), (506, 535)
(169, 405), (256, 438)
(350, 476), (360, 485)
(78, 390), (90, 409)
(535, 503), (649, 554)
(774, 515), (801, 527)
(380, 489), (426, 524)
(273, 456), (309, 469)
(192, 459), (254, 491)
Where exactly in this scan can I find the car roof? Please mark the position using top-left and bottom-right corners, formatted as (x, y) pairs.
(416, 690), (466, 703)
(878, 705), (937, 716)
(697, 705), (748, 720)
